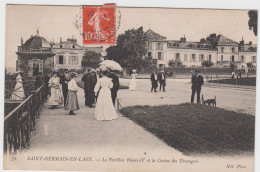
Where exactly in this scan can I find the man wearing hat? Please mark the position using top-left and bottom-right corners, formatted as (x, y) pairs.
(191, 69), (204, 104)
(158, 70), (166, 92)
(85, 68), (97, 107)
(60, 70), (70, 106)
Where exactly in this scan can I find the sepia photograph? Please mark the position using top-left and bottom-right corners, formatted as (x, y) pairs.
(2, 1), (259, 172)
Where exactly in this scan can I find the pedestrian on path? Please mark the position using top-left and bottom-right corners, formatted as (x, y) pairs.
(10, 71), (25, 100)
(60, 70), (70, 107)
(150, 70), (158, 92)
(108, 69), (120, 106)
(48, 71), (63, 108)
(94, 69), (118, 121)
(129, 69), (138, 91)
(81, 68), (91, 106)
(65, 72), (79, 115)
(191, 69), (204, 104)
(158, 70), (166, 92)
(85, 69), (97, 108)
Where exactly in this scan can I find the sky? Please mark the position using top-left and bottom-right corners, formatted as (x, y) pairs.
(5, 5), (258, 72)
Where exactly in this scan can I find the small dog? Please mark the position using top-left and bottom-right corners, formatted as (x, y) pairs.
(201, 94), (216, 107)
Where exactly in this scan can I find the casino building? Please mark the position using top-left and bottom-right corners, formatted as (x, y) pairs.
(145, 29), (257, 68)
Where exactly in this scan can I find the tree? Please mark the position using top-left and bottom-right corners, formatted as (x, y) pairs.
(106, 27), (150, 71)
(81, 51), (102, 69)
(248, 10), (257, 36)
(202, 61), (213, 67)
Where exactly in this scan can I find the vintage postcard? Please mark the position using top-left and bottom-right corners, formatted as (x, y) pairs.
(3, 3), (258, 172)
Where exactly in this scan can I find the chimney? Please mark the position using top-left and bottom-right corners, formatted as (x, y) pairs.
(180, 34), (186, 43)
(60, 37), (62, 43)
(240, 36), (244, 46)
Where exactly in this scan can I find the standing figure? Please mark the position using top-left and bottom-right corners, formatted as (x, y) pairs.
(48, 72), (63, 108)
(108, 70), (120, 106)
(95, 68), (102, 102)
(86, 69), (97, 107)
(191, 70), (204, 104)
(94, 69), (118, 121)
(158, 70), (166, 92)
(81, 68), (90, 106)
(44, 72), (51, 101)
(129, 69), (138, 91)
(150, 71), (158, 92)
(65, 73), (79, 115)
(245, 67), (249, 78)
(60, 70), (70, 107)
(10, 72), (25, 100)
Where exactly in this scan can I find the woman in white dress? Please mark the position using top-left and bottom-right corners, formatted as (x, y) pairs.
(94, 69), (118, 121)
(48, 72), (63, 108)
(129, 69), (138, 91)
(10, 72), (25, 100)
(65, 72), (79, 115)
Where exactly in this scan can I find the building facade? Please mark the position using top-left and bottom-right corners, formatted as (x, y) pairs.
(145, 29), (257, 68)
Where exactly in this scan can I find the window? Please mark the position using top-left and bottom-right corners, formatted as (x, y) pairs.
(158, 52), (163, 60)
(252, 56), (256, 63)
(241, 47), (244, 51)
(209, 54), (212, 62)
(191, 54), (196, 62)
(184, 54), (188, 61)
(148, 52), (152, 58)
(221, 55), (224, 62)
(176, 53), (180, 60)
(59, 55), (64, 64)
(231, 55), (235, 62)
(148, 42), (152, 50)
(72, 45), (75, 48)
(241, 56), (244, 63)
(221, 47), (224, 53)
(199, 54), (204, 62)
(157, 43), (163, 50)
(69, 56), (78, 65)
(60, 44), (63, 48)
(232, 47), (235, 53)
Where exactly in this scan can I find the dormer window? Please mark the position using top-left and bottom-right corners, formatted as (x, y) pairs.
(60, 45), (63, 48)
(72, 45), (75, 48)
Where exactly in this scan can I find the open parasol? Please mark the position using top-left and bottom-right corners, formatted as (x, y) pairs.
(99, 60), (123, 71)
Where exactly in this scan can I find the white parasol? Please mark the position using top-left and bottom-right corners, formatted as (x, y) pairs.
(99, 60), (123, 71)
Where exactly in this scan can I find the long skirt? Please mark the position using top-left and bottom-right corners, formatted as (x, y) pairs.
(48, 87), (63, 106)
(95, 87), (118, 121)
(10, 83), (25, 100)
(129, 78), (136, 91)
(65, 91), (79, 111)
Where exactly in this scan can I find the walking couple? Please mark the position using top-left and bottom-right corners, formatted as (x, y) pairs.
(81, 67), (119, 121)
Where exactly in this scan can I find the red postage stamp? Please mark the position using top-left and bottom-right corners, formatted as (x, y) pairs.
(82, 4), (116, 45)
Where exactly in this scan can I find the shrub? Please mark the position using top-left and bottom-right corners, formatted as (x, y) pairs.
(201, 61), (213, 67)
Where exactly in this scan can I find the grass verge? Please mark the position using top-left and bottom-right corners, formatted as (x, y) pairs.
(209, 77), (256, 86)
(120, 103), (255, 156)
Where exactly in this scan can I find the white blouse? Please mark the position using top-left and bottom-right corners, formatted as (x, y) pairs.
(68, 79), (78, 91)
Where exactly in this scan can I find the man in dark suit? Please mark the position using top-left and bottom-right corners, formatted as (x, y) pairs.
(150, 70), (158, 92)
(158, 70), (166, 92)
(60, 70), (70, 106)
(85, 69), (97, 107)
(191, 69), (204, 104)
(108, 70), (120, 106)
(81, 68), (90, 106)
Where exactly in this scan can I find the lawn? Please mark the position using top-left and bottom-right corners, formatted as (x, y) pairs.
(209, 77), (256, 86)
(120, 103), (255, 156)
